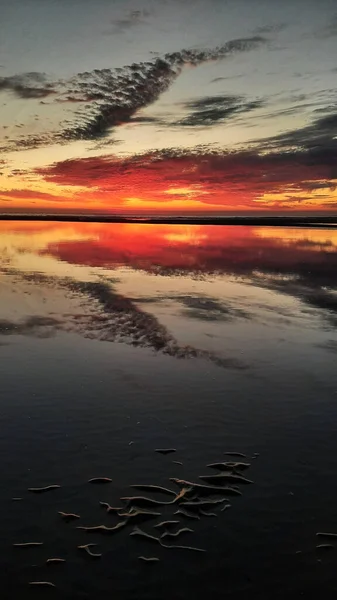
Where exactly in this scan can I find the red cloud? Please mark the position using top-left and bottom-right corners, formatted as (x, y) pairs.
(35, 148), (337, 210)
(0, 189), (67, 202)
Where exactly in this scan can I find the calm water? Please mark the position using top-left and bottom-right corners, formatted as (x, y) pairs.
(1, 221), (337, 599)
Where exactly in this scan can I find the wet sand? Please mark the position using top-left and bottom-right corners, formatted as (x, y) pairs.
(0, 222), (337, 599)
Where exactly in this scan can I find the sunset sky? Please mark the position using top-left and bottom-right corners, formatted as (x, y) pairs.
(1, 0), (337, 215)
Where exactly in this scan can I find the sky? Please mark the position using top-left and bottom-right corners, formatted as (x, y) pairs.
(0, 0), (337, 215)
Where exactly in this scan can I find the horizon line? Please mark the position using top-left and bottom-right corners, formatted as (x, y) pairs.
(0, 213), (336, 228)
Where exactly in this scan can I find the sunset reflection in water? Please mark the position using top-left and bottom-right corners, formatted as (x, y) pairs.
(1, 221), (336, 345)
(1, 221), (337, 600)
(1, 221), (336, 280)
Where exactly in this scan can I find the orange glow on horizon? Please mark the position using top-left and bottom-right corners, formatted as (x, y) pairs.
(1, 151), (337, 214)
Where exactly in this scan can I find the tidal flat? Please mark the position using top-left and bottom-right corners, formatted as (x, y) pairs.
(0, 221), (337, 598)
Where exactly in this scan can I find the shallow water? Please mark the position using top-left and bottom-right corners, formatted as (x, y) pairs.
(0, 221), (337, 599)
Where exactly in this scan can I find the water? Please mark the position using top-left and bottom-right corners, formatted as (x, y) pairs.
(0, 221), (337, 599)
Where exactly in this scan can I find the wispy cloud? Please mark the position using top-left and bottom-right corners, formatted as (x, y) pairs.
(314, 13), (337, 38)
(0, 189), (69, 203)
(104, 9), (153, 34)
(60, 36), (266, 142)
(0, 36), (267, 151)
(174, 94), (264, 127)
(256, 109), (337, 156)
(0, 72), (56, 99)
(210, 74), (245, 83)
(253, 23), (287, 35)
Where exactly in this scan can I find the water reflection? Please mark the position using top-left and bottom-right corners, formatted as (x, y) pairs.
(1, 221), (337, 599)
(1, 221), (336, 276)
(1, 221), (337, 322)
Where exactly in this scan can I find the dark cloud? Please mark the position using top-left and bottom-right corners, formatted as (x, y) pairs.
(256, 110), (337, 173)
(10, 168), (28, 176)
(61, 36), (266, 142)
(105, 9), (153, 34)
(128, 115), (163, 124)
(255, 104), (314, 121)
(0, 133), (57, 153)
(174, 94), (264, 127)
(0, 72), (56, 99)
(89, 137), (122, 152)
(254, 23), (287, 34)
(35, 137), (337, 208)
(210, 74), (244, 83)
(55, 96), (89, 104)
(1, 36), (266, 151)
(315, 14), (337, 38)
(250, 90), (337, 129)
(300, 180), (336, 192)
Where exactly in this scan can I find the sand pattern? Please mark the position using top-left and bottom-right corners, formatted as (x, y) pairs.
(11, 449), (257, 590)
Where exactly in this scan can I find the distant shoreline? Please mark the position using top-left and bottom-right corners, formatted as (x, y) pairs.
(0, 214), (337, 228)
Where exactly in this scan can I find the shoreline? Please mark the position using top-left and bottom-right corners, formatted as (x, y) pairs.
(0, 214), (337, 227)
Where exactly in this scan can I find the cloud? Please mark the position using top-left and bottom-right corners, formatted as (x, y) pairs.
(314, 14), (337, 38)
(35, 135), (337, 211)
(0, 72), (56, 99)
(105, 9), (152, 34)
(0, 189), (69, 203)
(255, 110), (337, 176)
(210, 74), (245, 83)
(127, 115), (163, 124)
(60, 36), (266, 142)
(300, 180), (336, 192)
(0, 133), (58, 153)
(174, 94), (264, 127)
(1, 36), (266, 151)
(253, 23), (287, 35)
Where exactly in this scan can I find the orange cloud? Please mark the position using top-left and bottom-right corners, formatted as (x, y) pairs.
(1, 145), (337, 214)
(32, 148), (337, 213)
(0, 189), (67, 202)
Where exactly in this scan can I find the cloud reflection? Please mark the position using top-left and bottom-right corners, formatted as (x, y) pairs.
(0, 221), (336, 324)
(0, 271), (246, 369)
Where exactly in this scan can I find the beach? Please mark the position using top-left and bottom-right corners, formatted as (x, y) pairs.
(0, 221), (337, 598)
